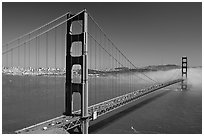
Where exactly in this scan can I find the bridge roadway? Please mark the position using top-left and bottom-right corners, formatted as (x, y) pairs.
(15, 78), (184, 134)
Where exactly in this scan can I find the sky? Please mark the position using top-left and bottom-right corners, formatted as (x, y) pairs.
(2, 2), (202, 67)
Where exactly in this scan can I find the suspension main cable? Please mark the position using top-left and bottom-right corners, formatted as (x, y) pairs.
(3, 11), (70, 47)
(88, 29), (156, 82)
(2, 10), (85, 55)
(88, 32), (153, 84)
(87, 13), (158, 84)
(75, 20), (154, 84)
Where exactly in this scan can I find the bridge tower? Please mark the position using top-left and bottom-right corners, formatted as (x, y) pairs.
(181, 56), (187, 90)
(64, 10), (89, 134)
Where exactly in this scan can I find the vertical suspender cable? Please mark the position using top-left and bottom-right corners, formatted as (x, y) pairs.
(94, 22), (96, 104)
(111, 43), (114, 98)
(18, 39), (20, 67)
(46, 32), (48, 114)
(23, 42), (26, 123)
(54, 28), (57, 115)
(28, 35), (30, 122)
(38, 36), (40, 94)
(119, 50), (121, 95)
(116, 48), (118, 96)
(61, 25), (63, 69)
(11, 49), (13, 67)
(24, 41), (26, 69)
(28, 34), (30, 68)
(99, 29), (101, 100)
(6, 44), (8, 67)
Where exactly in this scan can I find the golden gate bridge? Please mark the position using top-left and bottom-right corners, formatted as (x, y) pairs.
(2, 9), (187, 134)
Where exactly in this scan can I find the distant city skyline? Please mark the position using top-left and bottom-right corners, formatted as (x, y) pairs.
(2, 2), (202, 67)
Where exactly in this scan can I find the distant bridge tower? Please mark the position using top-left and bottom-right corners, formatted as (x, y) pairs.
(181, 56), (187, 90)
(64, 10), (89, 134)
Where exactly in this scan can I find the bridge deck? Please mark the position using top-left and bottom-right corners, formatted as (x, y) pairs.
(15, 79), (183, 134)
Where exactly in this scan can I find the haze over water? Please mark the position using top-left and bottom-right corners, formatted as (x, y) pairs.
(2, 68), (202, 134)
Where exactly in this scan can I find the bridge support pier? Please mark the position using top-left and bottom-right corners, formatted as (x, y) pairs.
(64, 9), (89, 134)
(181, 56), (187, 90)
